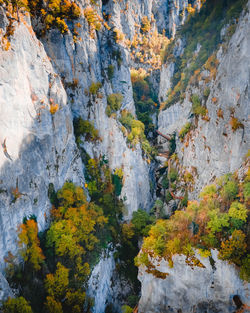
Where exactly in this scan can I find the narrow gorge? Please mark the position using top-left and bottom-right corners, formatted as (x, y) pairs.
(0, 0), (249, 312)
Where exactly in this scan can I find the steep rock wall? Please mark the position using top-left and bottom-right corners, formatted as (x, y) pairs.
(158, 1), (250, 197)
(138, 250), (250, 313)
(0, 13), (84, 269)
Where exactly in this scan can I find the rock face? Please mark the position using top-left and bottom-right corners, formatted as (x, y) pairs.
(0, 0), (249, 312)
(158, 1), (250, 197)
(138, 2), (250, 312)
(138, 250), (250, 313)
(0, 14), (84, 268)
(0, 0), (203, 267)
(87, 249), (116, 313)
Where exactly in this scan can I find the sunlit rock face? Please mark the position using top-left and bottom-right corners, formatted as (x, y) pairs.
(0, 14), (84, 269)
(158, 1), (250, 198)
(138, 250), (250, 313)
(0, 0), (201, 267)
(0, 0), (249, 311)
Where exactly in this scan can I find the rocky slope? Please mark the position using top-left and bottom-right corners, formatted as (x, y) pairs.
(138, 1), (250, 312)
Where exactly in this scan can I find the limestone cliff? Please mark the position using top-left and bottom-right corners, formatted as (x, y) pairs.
(137, 1), (250, 312)
(0, 0), (249, 312)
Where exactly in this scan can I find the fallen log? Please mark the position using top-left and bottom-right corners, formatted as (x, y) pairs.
(156, 129), (171, 141)
(170, 191), (184, 200)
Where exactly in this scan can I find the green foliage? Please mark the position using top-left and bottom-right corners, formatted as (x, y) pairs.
(169, 168), (178, 182)
(191, 94), (206, 116)
(131, 209), (154, 237)
(2, 297), (33, 313)
(243, 181), (250, 200)
(137, 171), (248, 278)
(122, 305), (133, 313)
(168, 133), (176, 156)
(204, 87), (210, 98)
(73, 117), (99, 145)
(107, 65), (114, 80)
(240, 255), (250, 282)
(207, 210), (229, 234)
(48, 183), (58, 206)
(179, 122), (191, 141)
(89, 81), (102, 95)
(119, 110), (156, 158)
(131, 69), (158, 136)
(219, 175), (238, 201)
(165, 191), (173, 203)
(106, 93), (123, 117)
(112, 168), (124, 197)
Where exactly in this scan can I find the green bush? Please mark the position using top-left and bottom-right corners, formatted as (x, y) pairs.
(179, 122), (191, 140)
(169, 168), (178, 182)
(89, 82), (102, 95)
(204, 87), (210, 98)
(191, 94), (206, 116)
(2, 297), (33, 313)
(107, 93), (123, 111)
(73, 117), (99, 145)
(107, 65), (114, 80)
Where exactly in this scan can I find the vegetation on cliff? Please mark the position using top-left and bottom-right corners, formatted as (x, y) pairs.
(136, 170), (250, 281)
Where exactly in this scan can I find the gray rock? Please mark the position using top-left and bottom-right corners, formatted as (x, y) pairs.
(138, 250), (250, 313)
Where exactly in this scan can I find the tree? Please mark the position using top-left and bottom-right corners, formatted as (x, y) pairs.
(219, 230), (247, 265)
(131, 209), (153, 236)
(2, 296), (33, 313)
(228, 201), (248, 229)
(207, 209), (229, 234)
(18, 219), (45, 271)
(44, 296), (63, 313)
(45, 262), (69, 299)
(57, 182), (87, 212)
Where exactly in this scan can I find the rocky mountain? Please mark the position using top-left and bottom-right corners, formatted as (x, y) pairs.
(0, 0), (249, 312)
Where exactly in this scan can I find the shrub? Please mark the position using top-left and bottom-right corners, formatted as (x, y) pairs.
(191, 94), (206, 116)
(169, 168), (178, 182)
(119, 110), (154, 158)
(107, 93), (123, 111)
(15, 0), (82, 34)
(73, 117), (99, 145)
(243, 181), (250, 200)
(122, 305), (133, 313)
(84, 7), (102, 31)
(141, 16), (151, 33)
(204, 88), (210, 98)
(107, 65), (114, 80)
(230, 117), (243, 131)
(137, 170), (248, 278)
(89, 82), (102, 95)
(179, 122), (191, 141)
(50, 103), (59, 115)
(2, 297), (33, 313)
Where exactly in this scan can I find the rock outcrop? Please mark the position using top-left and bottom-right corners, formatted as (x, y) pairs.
(138, 250), (250, 313)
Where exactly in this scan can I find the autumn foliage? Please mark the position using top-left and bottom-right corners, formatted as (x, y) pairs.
(18, 219), (45, 271)
(136, 172), (249, 281)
